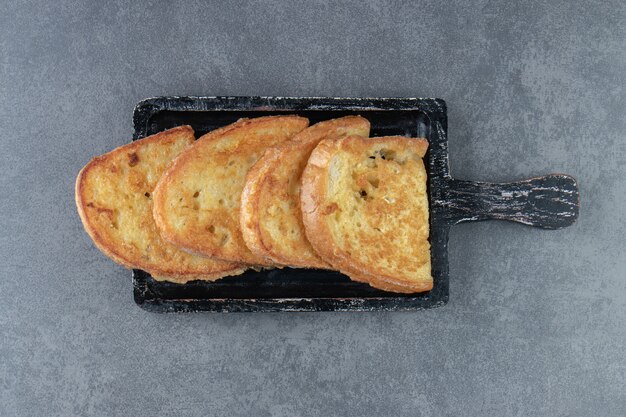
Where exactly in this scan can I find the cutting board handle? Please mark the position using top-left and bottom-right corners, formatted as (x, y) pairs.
(444, 174), (579, 229)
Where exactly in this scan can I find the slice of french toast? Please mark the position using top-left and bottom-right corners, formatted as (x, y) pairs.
(240, 116), (370, 268)
(75, 126), (245, 283)
(300, 135), (432, 293)
(152, 116), (309, 266)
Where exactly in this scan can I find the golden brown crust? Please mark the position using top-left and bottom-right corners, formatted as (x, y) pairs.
(239, 147), (284, 265)
(241, 144), (330, 268)
(75, 126), (246, 282)
(240, 116), (371, 269)
(336, 266), (431, 293)
(152, 116), (309, 266)
(300, 135), (432, 293)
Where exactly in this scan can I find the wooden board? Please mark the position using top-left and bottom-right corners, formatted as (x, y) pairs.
(131, 96), (579, 312)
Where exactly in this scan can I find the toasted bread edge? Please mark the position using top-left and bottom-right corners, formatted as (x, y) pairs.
(239, 147), (283, 265)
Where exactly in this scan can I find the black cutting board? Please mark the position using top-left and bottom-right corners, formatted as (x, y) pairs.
(131, 96), (579, 312)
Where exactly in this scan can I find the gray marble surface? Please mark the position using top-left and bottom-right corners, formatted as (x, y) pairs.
(1, 1), (625, 416)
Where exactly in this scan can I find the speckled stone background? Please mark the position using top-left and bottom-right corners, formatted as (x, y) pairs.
(1, 1), (625, 416)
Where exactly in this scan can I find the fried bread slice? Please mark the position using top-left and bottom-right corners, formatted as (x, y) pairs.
(240, 116), (370, 268)
(300, 135), (432, 293)
(75, 126), (245, 283)
(152, 116), (309, 265)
